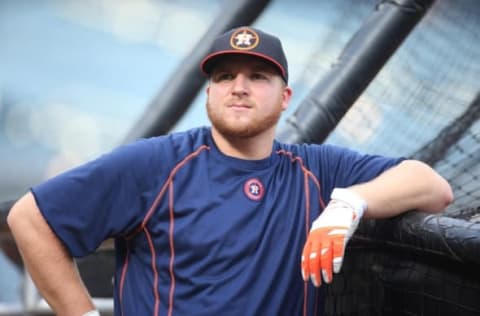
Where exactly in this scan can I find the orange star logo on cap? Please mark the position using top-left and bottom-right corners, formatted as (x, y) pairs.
(230, 28), (259, 50)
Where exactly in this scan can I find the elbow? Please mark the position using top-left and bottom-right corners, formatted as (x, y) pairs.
(403, 160), (454, 213)
(7, 198), (24, 236)
(7, 192), (37, 237)
(7, 201), (18, 231)
(427, 172), (454, 214)
(440, 179), (454, 210)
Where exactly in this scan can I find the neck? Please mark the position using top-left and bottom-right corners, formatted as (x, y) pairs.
(211, 127), (276, 160)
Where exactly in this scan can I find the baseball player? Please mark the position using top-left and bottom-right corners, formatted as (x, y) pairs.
(7, 26), (452, 316)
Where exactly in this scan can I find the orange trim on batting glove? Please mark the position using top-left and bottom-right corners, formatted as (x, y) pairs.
(301, 188), (366, 287)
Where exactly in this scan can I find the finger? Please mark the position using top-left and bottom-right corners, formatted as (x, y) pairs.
(320, 242), (333, 284)
(309, 241), (322, 287)
(301, 240), (311, 281)
(332, 237), (346, 273)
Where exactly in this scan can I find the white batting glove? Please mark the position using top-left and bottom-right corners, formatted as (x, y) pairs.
(301, 188), (366, 287)
(83, 310), (100, 316)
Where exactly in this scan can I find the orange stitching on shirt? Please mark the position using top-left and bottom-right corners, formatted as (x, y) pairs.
(144, 227), (160, 316)
(276, 149), (326, 316)
(120, 144), (210, 315)
(167, 183), (175, 316)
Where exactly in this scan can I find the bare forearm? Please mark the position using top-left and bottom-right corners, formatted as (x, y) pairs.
(7, 192), (95, 316)
(349, 160), (453, 218)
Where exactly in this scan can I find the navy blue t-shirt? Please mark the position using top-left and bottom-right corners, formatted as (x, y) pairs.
(32, 127), (402, 316)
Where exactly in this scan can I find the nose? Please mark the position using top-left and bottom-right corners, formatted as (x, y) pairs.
(231, 73), (249, 97)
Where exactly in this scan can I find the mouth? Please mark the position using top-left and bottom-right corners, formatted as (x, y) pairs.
(228, 103), (252, 110)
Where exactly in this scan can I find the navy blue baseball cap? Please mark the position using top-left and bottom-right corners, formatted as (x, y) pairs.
(200, 26), (289, 83)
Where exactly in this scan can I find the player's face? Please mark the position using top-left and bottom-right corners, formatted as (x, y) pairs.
(206, 55), (292, 138)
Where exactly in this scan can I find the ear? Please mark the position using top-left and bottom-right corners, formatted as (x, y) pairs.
(281, 86), (292, 111)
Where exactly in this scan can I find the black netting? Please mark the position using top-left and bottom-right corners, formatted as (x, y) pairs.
(320, 1), (480, 315)
(325, 0), (480, 221)
(324, 242), (480, 316)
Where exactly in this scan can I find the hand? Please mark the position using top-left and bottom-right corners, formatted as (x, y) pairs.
(301, 188), (366, 287)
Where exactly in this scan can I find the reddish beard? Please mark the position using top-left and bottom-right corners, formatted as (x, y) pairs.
(206, 99), (282, 138)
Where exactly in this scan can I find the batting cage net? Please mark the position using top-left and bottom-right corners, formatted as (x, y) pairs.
(315, 1), (480, 315)
(325, 0), (480, 220)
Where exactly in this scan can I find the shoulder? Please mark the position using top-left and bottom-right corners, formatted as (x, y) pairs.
(75, 127), (210, 176)
(275, 141), (349, 160)
(124, 127), (210, 155)
(275, 141), (402, 171)
(157, 127), (211, 160)
(166, 126), (211, 148)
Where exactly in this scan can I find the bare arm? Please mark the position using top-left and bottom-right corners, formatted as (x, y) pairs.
(302, 159), (453, 287)
(349, 159), (453, 218)
(7, 192), (95, 316)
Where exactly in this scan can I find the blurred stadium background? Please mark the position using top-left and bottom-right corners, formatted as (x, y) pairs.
(0, 0), (479, 315)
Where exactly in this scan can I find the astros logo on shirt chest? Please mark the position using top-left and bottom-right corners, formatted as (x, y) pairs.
(244, 178), (265, 201)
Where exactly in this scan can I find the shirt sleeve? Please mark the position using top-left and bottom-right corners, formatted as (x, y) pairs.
(315, 144), (405, 200)
(31, 138), (168, 257)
